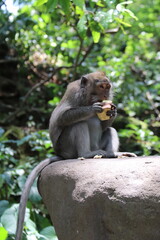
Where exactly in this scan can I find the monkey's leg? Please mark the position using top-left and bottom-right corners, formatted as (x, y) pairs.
(58, 122), (107, 159)
(87, 117), (102, 150)
(73, 122), (107, 158)
(100, 127), (137, 158)
(100, 127), (119, 158)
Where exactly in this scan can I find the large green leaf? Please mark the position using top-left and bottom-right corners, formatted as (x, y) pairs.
(0, 227), (8, 240)
(39, 226), (58, 240)
(91, 31), (101, 43)
(89, 20), (101, 43)
(1, 205), (18, 234)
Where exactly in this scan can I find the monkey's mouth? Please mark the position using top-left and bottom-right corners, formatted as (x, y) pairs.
(91, 95), (108, 104)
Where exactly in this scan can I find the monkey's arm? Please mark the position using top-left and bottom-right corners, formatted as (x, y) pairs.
(15, 156), (62, 240)
(58, 104), (102, 126)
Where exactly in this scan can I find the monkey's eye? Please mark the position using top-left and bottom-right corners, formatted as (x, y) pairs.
(95, 79), (99, 83)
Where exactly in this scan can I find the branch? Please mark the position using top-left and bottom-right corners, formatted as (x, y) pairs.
(3, 65), (74, 123)
(79, 42), (95, 65)
(23, 65), (74, 103)
(29, 64), (48, 79)
(72, 39), (84, 81)
(0, 58), (19, 64)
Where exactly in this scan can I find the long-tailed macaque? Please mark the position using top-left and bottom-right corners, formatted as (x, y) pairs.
(15, 71), (136, 240)
(49, 71), (136, 158)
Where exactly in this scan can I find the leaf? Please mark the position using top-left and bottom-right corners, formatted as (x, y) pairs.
(1, 205), (18, 234)
(124, 9), (138, 20)
(29, 179), (42, 202)
(0, 227), (8, 240)
(48, 97), (61, 106)
(18, 176), (41, 202)
(26, 218), (37, 232)
(0, 200), (9, 217)
(94, 10), (114, 29)
(17, 135), (32, 146)
(89, 19), (101, 43)
(41, 14), (50, 23)
(75, 6), (84, 16)
(77, 15), (87, 38)
(115, 17), (131, 27)
(91, 31), (101, 43)
(59, 0), (70, 15)
(116, 1), (133, 12)
(17, 175), (26, 190)
(35, 0), (48, 6)
(72, 0), (85, 9)
(39, 226), (58, 240)
(46, 0), (58, 10)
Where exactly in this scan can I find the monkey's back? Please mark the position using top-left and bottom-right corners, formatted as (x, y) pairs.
(49, 79), (81, 150)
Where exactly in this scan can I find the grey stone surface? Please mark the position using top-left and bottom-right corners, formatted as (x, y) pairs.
(38, 156), (160, 240)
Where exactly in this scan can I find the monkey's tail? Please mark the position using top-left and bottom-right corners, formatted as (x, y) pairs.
(15, 156), (62, 240)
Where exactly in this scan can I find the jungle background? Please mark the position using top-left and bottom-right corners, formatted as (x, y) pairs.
(0, 0), (160, 239)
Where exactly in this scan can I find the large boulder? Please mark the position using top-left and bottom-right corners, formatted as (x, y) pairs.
(38, 156), (160, 240)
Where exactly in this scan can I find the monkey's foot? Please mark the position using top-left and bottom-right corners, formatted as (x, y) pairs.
(93, 155), (103, 159)
(117, 152), (137, 158)
(78, 157), (86, 160)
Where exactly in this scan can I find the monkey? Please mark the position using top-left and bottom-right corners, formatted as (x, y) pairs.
(15, 71), (136, 240)
(49, 71), (137, 159)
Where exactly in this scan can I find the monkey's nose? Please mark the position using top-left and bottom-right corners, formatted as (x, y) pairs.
(106, 83), (111, 89)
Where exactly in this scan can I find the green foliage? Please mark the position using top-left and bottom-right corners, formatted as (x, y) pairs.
(0, 0), (160, 239)
(0, 227), (8, 240)
(0, 127), (55, 239)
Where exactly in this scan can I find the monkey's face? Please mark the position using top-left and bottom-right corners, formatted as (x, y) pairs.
(91, 78), (112, 103)
(80, 72), (112, 104)
(96, 78), (111, 99)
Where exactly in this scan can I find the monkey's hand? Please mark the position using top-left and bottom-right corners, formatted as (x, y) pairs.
(106, 103), (117, 118)
(92, 102), (103, 113)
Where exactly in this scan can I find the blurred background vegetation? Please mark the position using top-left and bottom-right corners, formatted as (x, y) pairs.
(0, 0), (160, 239)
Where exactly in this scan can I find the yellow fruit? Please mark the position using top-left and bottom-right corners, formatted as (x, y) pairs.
(97, 100), (112, 121)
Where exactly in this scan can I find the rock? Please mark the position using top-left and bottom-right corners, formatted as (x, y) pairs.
(38, 156), (160, 240)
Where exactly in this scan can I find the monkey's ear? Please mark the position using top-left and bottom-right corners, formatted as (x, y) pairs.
(81, 76), (88, 88)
